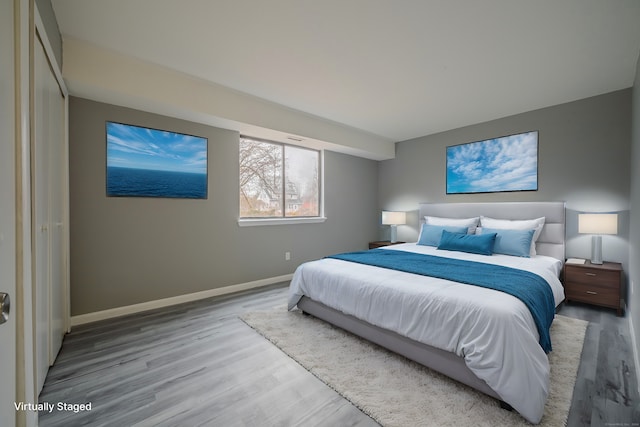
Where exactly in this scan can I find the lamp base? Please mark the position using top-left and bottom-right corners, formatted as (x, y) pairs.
(390, 225), (398, 243)
(590, 235), (603, 265)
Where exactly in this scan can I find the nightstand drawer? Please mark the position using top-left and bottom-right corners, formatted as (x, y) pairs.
(564, 281), (618, 307)
(564, 268), (619, 286)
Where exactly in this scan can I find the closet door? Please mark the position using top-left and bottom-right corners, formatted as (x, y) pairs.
(34, 34), (51, 393)
(48, 53), (65, 363)
(34, 32), (66, 393)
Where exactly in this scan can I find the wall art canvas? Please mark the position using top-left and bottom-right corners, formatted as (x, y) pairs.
(106, 121), (208, 199)
(446, 130), (538, 194)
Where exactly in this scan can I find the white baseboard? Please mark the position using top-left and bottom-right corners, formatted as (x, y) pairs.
(629, 314), (640, 396)
(70, 274), (293, 327)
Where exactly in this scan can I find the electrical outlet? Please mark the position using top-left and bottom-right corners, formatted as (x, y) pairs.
(285, 251), (291, 261)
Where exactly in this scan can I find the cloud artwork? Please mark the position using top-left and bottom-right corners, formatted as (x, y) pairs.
(107, 122), (207, 174)
(446, 131), (538, 194)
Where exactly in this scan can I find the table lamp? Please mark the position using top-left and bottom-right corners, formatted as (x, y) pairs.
(382, 211), (406, 243)
(578, 213), (618, 264)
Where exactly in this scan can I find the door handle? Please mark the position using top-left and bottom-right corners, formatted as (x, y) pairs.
(0, 292), (9, 325)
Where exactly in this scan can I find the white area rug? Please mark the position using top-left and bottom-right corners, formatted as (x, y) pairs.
(241, 308), (587, 426)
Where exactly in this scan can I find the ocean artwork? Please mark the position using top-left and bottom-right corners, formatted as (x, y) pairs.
(446, 131), (538, 194)
(106, 121), (207, 199)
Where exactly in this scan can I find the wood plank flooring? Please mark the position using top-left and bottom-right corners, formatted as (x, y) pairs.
(560, 302), (640, 426)
(39, 283), (639, 426)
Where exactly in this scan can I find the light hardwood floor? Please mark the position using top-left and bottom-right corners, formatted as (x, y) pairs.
(39, 283), (639, 426)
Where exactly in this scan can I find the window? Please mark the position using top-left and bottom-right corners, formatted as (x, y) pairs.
(240, 136), (321, 219)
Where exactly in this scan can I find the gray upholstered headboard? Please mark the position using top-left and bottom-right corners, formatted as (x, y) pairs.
(418, 202), (566, 262)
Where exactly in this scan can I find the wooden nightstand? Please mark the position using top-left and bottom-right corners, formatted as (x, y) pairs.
(563, 260), (623, 316)
(369, 241), (405, 249)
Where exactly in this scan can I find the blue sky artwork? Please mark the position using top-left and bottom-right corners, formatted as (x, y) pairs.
(446, 131), (538, 194)
(107, 122), (207, 174)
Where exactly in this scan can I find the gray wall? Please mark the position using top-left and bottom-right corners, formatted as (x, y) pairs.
(379, 89), (631, 271)
(69, 97), (379, 315)
(630, 53), (640, 374)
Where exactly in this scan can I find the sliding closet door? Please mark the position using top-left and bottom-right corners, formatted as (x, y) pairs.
(48, 52), (66, 363)
(34, 34), (51, 393)
(34, 32), (66, 394)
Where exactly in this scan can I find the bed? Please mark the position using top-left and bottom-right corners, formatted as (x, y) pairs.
(287, 202), (566, 424)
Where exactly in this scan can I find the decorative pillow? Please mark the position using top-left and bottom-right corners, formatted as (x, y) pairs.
(479, 227), (535, 258)
(437, 230), (496, 256)
(425, 216), (480, 234)
(417, 224), (468, 247)
(479, 216), (545, 256)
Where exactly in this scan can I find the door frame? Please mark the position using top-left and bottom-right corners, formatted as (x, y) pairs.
(1, 0), (18, 424)
(7, 1), (69, 425)
(15, 0), (37, 426)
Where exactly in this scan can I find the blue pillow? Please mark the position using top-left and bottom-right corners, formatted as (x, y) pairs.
(417, 224), (468, 247)
(480, 227), (535, 258)
(437, 230), (496, 256)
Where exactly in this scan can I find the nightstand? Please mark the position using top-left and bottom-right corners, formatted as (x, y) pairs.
(563, 260), (623, 316)
(369, 241), (405, 249)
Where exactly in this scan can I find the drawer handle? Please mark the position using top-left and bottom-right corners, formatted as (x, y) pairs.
(584, 273), (597, 277)
(586, 291), (598, 295)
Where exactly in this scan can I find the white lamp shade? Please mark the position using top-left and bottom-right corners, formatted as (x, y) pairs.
(382, 211), (406, 225)
(578, 213), (618, 235)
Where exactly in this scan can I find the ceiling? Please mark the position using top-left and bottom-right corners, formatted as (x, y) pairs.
(51, 0), (640, 143)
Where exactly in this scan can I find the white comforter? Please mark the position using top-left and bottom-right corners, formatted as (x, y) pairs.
(287, 243), (565, 424)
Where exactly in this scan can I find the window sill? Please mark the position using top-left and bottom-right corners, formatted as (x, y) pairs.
(238, 217), (327, 227)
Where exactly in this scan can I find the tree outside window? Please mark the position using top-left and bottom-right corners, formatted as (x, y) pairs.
(240, 137), (320, 218)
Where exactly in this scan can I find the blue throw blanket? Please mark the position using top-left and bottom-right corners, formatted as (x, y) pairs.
(327, 249), (555, 353)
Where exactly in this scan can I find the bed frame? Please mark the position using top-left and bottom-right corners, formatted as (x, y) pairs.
(298, 202), (566, 409)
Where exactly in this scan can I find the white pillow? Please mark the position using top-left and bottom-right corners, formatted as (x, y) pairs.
(479, 216), (545, 256)
(425, 216), (480, 234)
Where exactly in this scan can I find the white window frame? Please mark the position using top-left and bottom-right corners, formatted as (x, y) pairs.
(238, 137), (325, 227)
